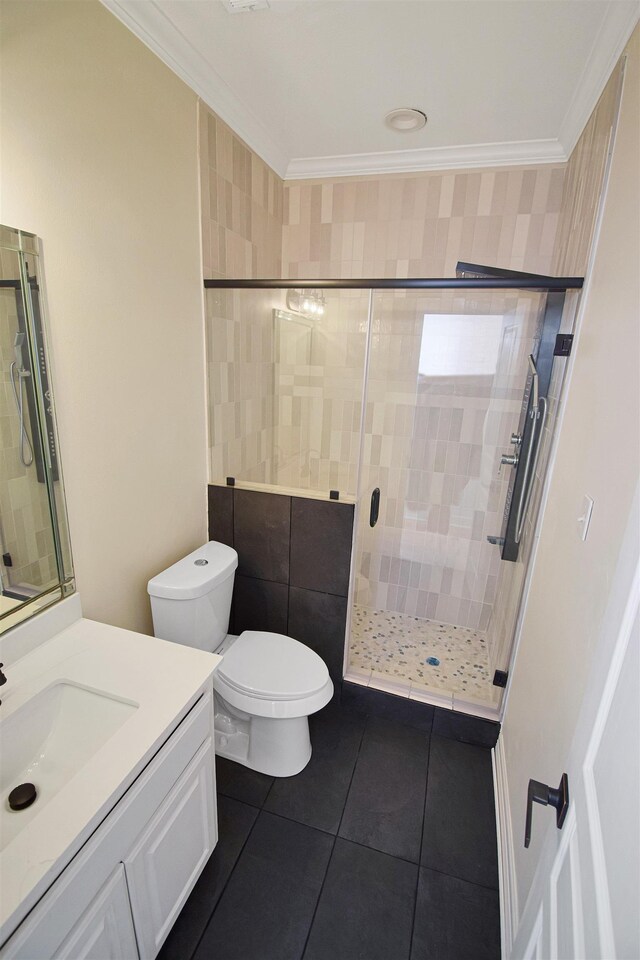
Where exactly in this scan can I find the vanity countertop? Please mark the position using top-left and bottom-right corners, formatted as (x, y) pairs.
(0, 615), (220, 944)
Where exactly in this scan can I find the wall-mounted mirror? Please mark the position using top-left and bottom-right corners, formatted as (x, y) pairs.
(0, 225), (73, 633)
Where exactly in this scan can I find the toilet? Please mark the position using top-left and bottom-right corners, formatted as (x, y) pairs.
(147, 541), (334, 777)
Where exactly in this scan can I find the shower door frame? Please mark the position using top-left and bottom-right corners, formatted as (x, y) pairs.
(204, 269), (584, 715)
(455, 263), (573, 561)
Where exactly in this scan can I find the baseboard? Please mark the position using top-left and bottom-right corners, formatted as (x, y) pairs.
(492, 735), (518, 958)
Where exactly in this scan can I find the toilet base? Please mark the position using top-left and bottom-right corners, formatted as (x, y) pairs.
(214, 695), (312, 777)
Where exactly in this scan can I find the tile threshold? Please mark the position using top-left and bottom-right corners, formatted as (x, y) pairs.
(343, 670), (501, 722)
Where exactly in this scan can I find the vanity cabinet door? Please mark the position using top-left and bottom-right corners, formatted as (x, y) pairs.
(1, 865), (138, 960)
(124, 737), (217, 959)
(55, 865), (138, 960)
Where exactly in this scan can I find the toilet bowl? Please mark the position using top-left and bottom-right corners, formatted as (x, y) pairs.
(147, 541), (333, 777)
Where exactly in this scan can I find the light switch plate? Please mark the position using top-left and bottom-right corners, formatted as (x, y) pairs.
(578, 495), (594, 541)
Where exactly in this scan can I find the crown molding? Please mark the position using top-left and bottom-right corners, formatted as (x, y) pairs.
(101, 0), (637, 183)
(99, 0), (290, 178)
(558, 2), (639, 158)
(284, 139), (567, 181)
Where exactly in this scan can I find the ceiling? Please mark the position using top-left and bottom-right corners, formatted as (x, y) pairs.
(102, 0), (638, 179)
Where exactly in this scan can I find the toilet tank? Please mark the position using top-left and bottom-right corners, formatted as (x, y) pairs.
(147, 541), (238, 652)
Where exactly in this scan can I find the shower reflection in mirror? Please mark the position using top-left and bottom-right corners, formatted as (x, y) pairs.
(0, 225), (73, 630)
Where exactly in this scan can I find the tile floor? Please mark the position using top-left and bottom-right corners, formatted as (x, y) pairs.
(349, 605), (494, 702)
(159, 691), (500, 960)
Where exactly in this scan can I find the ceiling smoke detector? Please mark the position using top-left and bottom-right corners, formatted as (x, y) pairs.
(221, 0), (269, 12)
(384, 108), (428, 132)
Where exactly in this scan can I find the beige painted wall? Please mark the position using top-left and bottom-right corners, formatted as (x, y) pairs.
(0, 0), (207, 633)
(503, 25), (639, 918)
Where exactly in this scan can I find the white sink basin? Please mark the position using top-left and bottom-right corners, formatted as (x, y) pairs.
(0, 682), (137, 850)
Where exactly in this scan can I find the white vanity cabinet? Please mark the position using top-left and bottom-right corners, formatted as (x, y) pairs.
(124, 738), (216, 958)
(55, 866), (138, 960)
(0, 686), (217, 960)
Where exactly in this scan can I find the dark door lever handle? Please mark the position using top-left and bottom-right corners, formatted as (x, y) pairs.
(524, 773), (569, 848)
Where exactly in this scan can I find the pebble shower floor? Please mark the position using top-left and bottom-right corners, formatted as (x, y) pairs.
(349, 605), (495, 703)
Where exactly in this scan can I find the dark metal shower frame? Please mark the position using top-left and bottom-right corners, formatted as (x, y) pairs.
(203, 263), (584, 562)
(204, 276), (583, 290)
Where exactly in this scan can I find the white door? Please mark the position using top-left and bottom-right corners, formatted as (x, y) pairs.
(512, 555), (640, 959)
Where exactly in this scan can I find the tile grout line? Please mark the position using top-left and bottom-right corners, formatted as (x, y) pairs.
(418, 861), (501, 894)
(237, 570), (347, 601)
(216, 787), (271, 811)
(298, 705), (368, 959)
(335, 707), (368, 839)
(187, 804), (262, 960)
(253, 806), (445, 873)
(408, 717), (434, 957)
(414, 735), (501, 893)
(298, 835), (337, 960)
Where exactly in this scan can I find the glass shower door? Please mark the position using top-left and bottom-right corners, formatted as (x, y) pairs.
(349, 287), (548, 710)
(205, 286), (370, 500)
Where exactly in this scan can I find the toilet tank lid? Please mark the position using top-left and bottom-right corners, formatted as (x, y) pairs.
(147, 541), (238, 600)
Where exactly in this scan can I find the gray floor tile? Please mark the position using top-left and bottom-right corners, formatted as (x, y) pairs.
(264, 699), (365, 833)
(411, 867), (501, 960)
(341, 681), (434, 733)
(421, 736), (498, 888)
(215, 755), (274, 808)
(194, 812), (333, 960)
(158, 796), (258, 960)
(339, 716), (430, 862)
(303, 838), (417, 960)
(432, 708), (500, 747)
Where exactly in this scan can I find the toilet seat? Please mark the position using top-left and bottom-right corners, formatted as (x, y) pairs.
(213, 630), (333, 719)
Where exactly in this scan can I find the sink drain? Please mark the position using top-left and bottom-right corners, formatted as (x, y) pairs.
(8, 782), (37, 811)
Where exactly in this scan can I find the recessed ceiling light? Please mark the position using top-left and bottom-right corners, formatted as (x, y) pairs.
(384, 108), (428, 132)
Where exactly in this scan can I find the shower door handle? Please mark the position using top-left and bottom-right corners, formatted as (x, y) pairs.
(369, 488), (380, 527)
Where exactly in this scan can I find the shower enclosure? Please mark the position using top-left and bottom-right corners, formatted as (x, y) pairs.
(204, 265), (582, 716)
